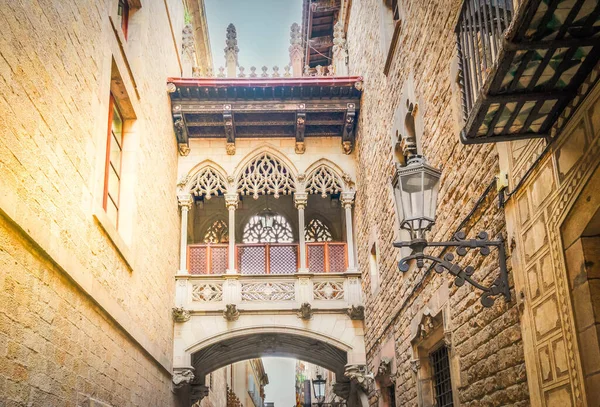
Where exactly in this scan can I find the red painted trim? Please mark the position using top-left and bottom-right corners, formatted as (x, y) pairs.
(166, 76), (363, 88)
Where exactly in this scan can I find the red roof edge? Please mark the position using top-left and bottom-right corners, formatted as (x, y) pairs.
(167, 76), (363, 88)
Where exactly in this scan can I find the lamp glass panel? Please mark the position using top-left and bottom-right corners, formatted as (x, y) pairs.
(399, 171), (424, 224)
(313, 380), (325, 399)
(422, 170), (440, 221)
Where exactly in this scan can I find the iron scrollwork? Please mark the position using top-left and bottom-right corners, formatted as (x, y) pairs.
(394, 231), (510, 307)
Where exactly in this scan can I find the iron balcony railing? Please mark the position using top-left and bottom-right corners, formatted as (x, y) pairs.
(188, 242), (348, 275)
(456, 0), (514, 119)
(456, 0), (600, 143)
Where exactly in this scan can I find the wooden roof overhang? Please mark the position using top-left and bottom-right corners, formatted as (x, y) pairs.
(167, 76), (363, 155)
(302, 0), (341, 68)
(459, 0), (600, 144)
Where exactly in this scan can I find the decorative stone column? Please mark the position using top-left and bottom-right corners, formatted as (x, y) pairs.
(295, 193), (308, 273)
(289, 23), (303, 77)
(332, 20), (349, 76)
(224, 24), (239, 78)
(178, 194), (193, 274)
(341, 191), (357, 272)
(225, 193), (239, 274)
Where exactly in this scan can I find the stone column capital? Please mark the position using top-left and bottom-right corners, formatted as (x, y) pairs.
(294, 193), (308, 209)
(225, 193), (239, 209)
(341, 191), (355, 208)
(178, 194), (193, 210)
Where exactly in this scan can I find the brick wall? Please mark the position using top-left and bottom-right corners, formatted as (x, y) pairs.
(345, 0), (529, 405)
(0, 0), (184, 405)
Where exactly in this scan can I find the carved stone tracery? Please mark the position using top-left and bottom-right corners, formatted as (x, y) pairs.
(306, 165), (344, 197)
(237, 153), (295, 199)
(188, 166), (228, 199)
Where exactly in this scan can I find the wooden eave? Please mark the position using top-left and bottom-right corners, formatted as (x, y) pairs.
(167, 76), (362, 141)
(303, 0), (341, 68)
(460, 0), (600, 144)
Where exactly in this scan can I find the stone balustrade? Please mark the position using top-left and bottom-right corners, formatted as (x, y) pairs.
(174, 271), (363, 313)
(190, 64), (338, 78)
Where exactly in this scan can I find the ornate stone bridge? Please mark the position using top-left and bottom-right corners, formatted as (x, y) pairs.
(172, 272), (368, 405)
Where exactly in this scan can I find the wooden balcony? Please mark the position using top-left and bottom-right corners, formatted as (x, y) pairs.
(307, 242), (348, 273)
(188, 242), (348, 275)
(236, 243), (299, 275)
(188, 244), (229, 275)
(456, 0), (600, 144)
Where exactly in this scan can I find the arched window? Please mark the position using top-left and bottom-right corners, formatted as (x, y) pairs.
(243, 214), (293, 243)
(203, 219), (229, 243)
(305, 218), (334, 242)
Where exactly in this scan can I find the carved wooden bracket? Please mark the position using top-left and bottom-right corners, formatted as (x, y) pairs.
(223, 104), (235, 155)
(173, 109), (190, 156)
(342, 103), (356, 154)
(295, 104), (306, 154)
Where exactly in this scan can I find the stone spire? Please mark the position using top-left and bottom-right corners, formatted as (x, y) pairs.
(182, 24), (195, 77)
(289, 23), (303, 77)
(332, 20), (348, 76)
(224, 23), (239, 78)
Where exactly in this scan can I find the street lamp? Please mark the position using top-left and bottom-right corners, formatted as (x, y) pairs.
(392, 156), (511, 308)
(312, 374), (326, 407)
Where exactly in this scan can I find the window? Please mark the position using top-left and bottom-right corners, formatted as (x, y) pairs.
(385, 385), (396, 407)
(243, 214), (293, 244)
(369, 242), (379, 294)
(430, 345), (454, 407)
(305, 218), (333, 242)
(118, 0), (130, 39)
(103, 94), (124, 227)
(203, 219), (229, 243)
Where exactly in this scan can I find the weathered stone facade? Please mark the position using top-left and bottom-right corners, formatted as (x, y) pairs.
(345, 0), (528, 405)
(0, 0), (203, 405)
(498, 80), (600, 406)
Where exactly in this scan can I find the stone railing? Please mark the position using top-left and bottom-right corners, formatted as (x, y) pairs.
(175, 272), (362, 313)
(191, 64), (338, 78)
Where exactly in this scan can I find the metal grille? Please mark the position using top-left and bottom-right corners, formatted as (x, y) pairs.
(188, 246), (207, 275)
(211, 246), (228, 274)
(308, 245), (325, 273)
(329, 244), (347, 273)
(430, 345), (454, 407)
(269, 245), (298, 274)
(456, 0), (513, 118)
(237, 245), (266, 274)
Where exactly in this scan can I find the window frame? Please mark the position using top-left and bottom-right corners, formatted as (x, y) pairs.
(429, 344), (454, 407)
(118, 0), (130, 40)
(103, 94), (125, 228)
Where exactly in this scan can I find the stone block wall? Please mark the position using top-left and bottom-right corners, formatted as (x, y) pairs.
(0, 0), (185, 405)
(345, 0), (528, 405)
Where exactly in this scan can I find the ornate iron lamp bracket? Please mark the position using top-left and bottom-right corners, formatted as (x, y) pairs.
(393, 231), (510, 307)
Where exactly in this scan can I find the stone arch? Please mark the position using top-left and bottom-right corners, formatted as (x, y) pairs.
(176, 322), (368, 406)
(181, 160), (230, 198)
(187, 326), (353, 378)
(304, 159), (352, 194)
(234, 146), (299, 198)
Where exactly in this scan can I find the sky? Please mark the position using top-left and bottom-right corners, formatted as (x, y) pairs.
(204, 0), (303, 73)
